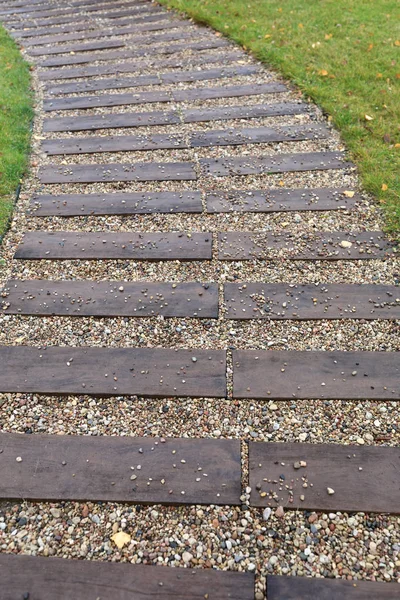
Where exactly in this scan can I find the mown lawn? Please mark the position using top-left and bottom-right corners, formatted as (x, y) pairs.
(159, 0), (400, 234)
(0, 24), (33, 240)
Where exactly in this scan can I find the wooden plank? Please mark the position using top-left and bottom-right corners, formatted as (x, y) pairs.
(38, 51), (244, 80)
(29, 39), (126, 56)
(39, 161), (196, 184)
(248, 441), (400, 513)
(44, 65), (260, 95)
(15, 232), (212, 260)
(24, 20), (187, 47)
(0, 432), (238, 504)
(232, 350), (400, 400)
(0, 346), (227, 398)
(30, 190), (203, 216)
(38, 38), (228, 68)
(43, 109), (180, 132)
(1, 1), (149, 21)
(44, 91), (173, 111)
(12, 22), (96, 39)
(29, 29), (194, 56)
(200, 151), (352, 177)
(42, 124), (329, 156)
(43, 102), (305, 133)
(173, 82), (287, 102)
(206, 187), (358, 213)
(225, 283), (400, 320)
(267, 575), (400, 600)
(0, 554), (254, 600)
(2, 280), (219, 318)
(218, 231), (394, 260)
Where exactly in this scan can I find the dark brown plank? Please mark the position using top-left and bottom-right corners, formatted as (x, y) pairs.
(183, 102), (307, 123)
(0, 346), (226, 398)
(232, 350), (400, 400)
(249, 441), (400, 513)
(43, 109), (180, 132)
(30, 190), (203, 216)
(42, 124), (328, 156)
(0, 554), (254, 600)
(200, 151), (352, 177)
(1, 1), (149, 21)
(224, 283), (400, 320)
(29, 29), (194, 56)
(38, 51), (245, 80)
(218, 231), (394, 260)
(11, 22), (96, 39)
(173, 82), (287, 102)
(0, 432), (237, 504)
(206, 187), (358, 213)
(43, 64), (261, 96)
(44, 90), (173, 111)
(2, 280), (219, 318)
(15, 232), (212, 260)
(267, 576), (399, 600)
(28, 39), (126, 56)
(38, 39), (229, 68)
(24, 20), (187, 47)
(39, 161), (196, 184)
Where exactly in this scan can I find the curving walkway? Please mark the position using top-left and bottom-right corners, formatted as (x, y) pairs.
(0, 0), (399, 598)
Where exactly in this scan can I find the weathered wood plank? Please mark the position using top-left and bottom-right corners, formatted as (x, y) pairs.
(1, 1), (149, 21)
(28, 39), (126, 56)
(218, 230), (394, 260)
(0, 346), (226, 397)
(38, 39), (229, 68)
(44, 109), (180, 132)
(200, 151), (352, 177)
(23, 20), (187, 47)
(249, 442), (400, 513)
(0, 431), (238, 504)
(206, 187), (358, 213)
(0, 554), (254, 599)
(233, 350), (400, 400)
(44, 65), (259, 95)
(43, 82), (286, 110)
(11, 22), (96, 39)
(2, 280), (218, 318)
(15, 232), (211, 260)
(38, 51), (245, 80)
(224, 283), (400, 319)
(267, 575), (399, 600)
(39, 161), (196, 183)
(42, 124), (328, 155)
(30, 190), (203, 216)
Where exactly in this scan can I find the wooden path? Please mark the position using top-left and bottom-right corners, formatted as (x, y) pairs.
(0, 0), (398, 597)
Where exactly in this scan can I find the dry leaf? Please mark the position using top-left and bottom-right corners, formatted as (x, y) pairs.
(395, 40), (400, 46)
(264, 34), (271, 38)
(111, 531), (131, 549)
(367, 43), (373, 52)
(364, 114), (373, 121)
(298, 23), (304, 29)
(381, 183), (388, 191)
(325, 33), (333, 40)
(343, 191), (355, 198)
(395, 143), (400, 148)
(318, 69), (329, 76)
(376, 73), (382, 78)
(278, 180), (285, 186)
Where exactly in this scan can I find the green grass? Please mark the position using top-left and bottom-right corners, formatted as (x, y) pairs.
(0, 24), (33, 240)
(159, 0), (400, 233)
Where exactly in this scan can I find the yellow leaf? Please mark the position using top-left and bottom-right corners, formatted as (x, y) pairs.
(318, 69), (329, 76)
(278, 180), (285, 186)
(381, 184), (388, 191)
(364, 114), (373, 121)
(367, 43), (373, 52)
(395, 40), (400, 46)
(343, 191), (355, 198)
(325, 33), (333, 40)
(395, 143), (400, 148)
(111, 531), (131, 549)
(298, 23), (304, 29)
(264, 34), (271, 38)
(376, 73), (382, 78)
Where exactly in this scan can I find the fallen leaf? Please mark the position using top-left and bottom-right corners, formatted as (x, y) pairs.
(318, 69), (329, 76)
(367, 43), (373, 51)
(264, 34), (271, 38)
(278, 180), (285, 186)
(111, 531), (131, 549)
(364, 114), (373, 121)
(376, 73), (382, 78)
(298, 23), (304, 29)
(395, 40), (400, 46)
(395, 143), (400, 148)
(325, 33), (333, 40)
(343, 191), (355, 198)
(381, 183), (388, 191)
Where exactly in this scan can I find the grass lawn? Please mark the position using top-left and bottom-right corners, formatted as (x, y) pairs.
(159, 0), (400, 234)
(0, 24), (33, 241)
